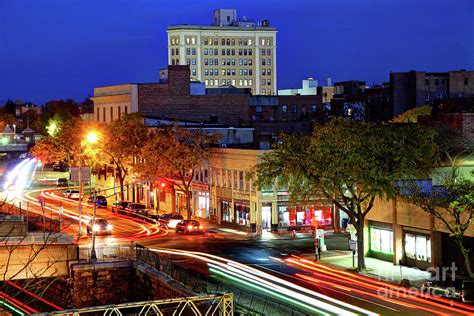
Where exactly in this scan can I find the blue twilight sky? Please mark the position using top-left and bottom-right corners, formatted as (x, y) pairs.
(0, 0), (473, 104)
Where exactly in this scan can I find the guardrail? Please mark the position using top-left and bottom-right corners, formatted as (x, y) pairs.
(0, 202), (61, 233)
(32, 294), (234, 316)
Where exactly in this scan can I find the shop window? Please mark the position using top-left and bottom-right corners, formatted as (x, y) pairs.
(234, 203), (250, 226)
(405, 233), (431, 262)
(221, 201), (232, 223)
(370, 227), (393, 254)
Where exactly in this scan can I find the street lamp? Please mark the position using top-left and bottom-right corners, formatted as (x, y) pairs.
(77, 130), (100, 240)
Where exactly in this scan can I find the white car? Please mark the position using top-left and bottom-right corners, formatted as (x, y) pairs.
(62, 189), (73, 198)
(68, 190), (82, 200)
(158, 213), (184, 229)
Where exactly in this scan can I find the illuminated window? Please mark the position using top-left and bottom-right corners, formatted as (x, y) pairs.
(370, 227), (393, 254)
(244, 79), (248, 86)
(248, 39), (252, 45)
(281, 105), (287, 113)
(204, 48), (208, 55)
(204, 38), (209, 45)
(214, 79), (218, 85)
(261, 49), (266, 56)
(186, 48), (190, 55)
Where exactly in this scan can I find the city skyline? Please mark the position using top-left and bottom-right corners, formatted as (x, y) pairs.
(1, 0), (473, 104)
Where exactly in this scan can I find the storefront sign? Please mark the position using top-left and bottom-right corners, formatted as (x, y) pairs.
(233, 192), (250, 201)
(192, 183), (209, 190)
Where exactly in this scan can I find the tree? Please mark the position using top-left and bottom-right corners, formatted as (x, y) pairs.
(39, 99), (81, 134)
(403, 172), (474, 278)
(137, 127), (218, 219)
(390, 105), (432, 123)
(256, 119), (437, 270)
(100, 114), (148, 200)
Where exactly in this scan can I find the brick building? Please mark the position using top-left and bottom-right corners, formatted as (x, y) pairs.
(390, 69), (474, 116)
(93, 65), (323, 139)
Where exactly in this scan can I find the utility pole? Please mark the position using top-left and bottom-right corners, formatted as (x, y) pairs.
(77, 161), (83, 239)
(90, 188), (97, 262)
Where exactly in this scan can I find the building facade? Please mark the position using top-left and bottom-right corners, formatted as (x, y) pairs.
(167, 9), (277, 95)
(209, 148), (336, 235)
(390, 70), (474, 116)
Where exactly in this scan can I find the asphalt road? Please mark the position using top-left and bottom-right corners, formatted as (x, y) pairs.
(13, 187), (474, 315)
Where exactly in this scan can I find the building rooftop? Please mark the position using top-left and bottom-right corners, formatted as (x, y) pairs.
(167, 25), (277, 32)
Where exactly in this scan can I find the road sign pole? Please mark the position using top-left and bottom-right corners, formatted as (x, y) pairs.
(90, 188), (97, 262)
(77, 163), (83, 239)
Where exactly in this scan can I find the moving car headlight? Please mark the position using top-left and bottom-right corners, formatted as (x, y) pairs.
(106, 224), (113, 231)
(93, 224), (101, 231)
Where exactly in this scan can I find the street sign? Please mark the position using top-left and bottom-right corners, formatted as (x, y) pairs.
(349, 239), (358, 251)
(70, 167), (91, 182)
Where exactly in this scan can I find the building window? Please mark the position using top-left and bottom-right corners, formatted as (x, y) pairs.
(244, 69), (248, 76)
(262, 69), (265, 76)
(262, 79), (266, 85)
(248, 39), (252, 45)
(249, 49), (252, 56)
(222, 59), (226, 66)
(231, 79), (235, 85)
(243, 59), (247, 65)
(192, 58), (196, 65)
(256, 106), (262, 113)
(226, 58), (230, 65)
(267, 49), (271, 55)
(370, 227), (393, 255)
(186, 48), (190, 55)
(221, 38), (225, 45)
(231, 38), (235, 45)
(262, 59), (266, 66)
(102, 107), (106, 122)
(191, 37), (196, 45)
(186, 58), (190, 65)
(267, 59), (271, 65)
(239, 69), (243, 76)
(239, 49), (242, 56)
(239, 59), (243, 66)
(232, 49), (235, 55)
(249, 79), (253, 85)
(214, 49), (218, 55)
(171, 48), (174, 56)
(204, 48), (208, 55)
(261, 38), (265, 45)
(404, 233), (431, 263)
(267, 69), (271, 75)
(281, 105), (287, 113)
(214, 58), (218, 65)
(205, 79), (209, 85)
(262, 88), (266, 95)
(186, 37), (190, 45)
(192, 68), (196, 76)
(205, 69), (209, 76)
(311, 104), (317, 113)
(231, 59), (235, 65)
(231, 69), (235, 76)
(301, 106), (306, 114)
(291, 105), (297, 113)
(244, 79), (248, 86)
(248, 59), (252, 66)
(227, 49), (230, 55)
(249, 69), (253, 76)
(465, 78), (469, 85)
(226, 38), (230, 45)
(222, 69), (226, 76)
(222, 79), (226, 85)
(425, 79), (429, 85)
(261, 49), (266, 56)
(204, 38), (209, 45)
(96, 107), (100, 121)
(204, 58), (208, 65)
(222, 49), (225, 55)
(268, 79), (271, 86)
(214, 79), (218, 85)
(124, 106), (128, 114)
(239, 79), (243, 86)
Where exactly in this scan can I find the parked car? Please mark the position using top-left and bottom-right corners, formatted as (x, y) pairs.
(175, 220), (203, 234)
(159, 213), (184, 229)
(62, 189), (73, 198)
(86, 218), (112, 235)
(126, 203), (148, 217)
(421, 279), (474, 303)
(87, 195), (108, 208)
(56, 178), (69, 187)
(68, 190), (82, 200)
(112, 201), (130, 213)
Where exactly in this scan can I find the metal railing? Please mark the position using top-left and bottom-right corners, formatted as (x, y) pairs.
(32, 294), (234, 316)
(0, 202), (61, 233)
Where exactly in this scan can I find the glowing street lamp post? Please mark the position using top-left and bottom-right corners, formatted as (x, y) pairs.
(77, 131), (99, 240)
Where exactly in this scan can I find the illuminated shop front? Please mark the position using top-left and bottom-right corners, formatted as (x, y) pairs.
(234, 202), (250, 226)
(404, 231), (431, 269)
(221, 200), (232, 223)
(278, 205), (333, 229)
(194, 191), (209, 218)
(369, 224), (393, 261)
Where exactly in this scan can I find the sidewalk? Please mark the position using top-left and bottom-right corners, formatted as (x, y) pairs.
(300, 251), (431, 287)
